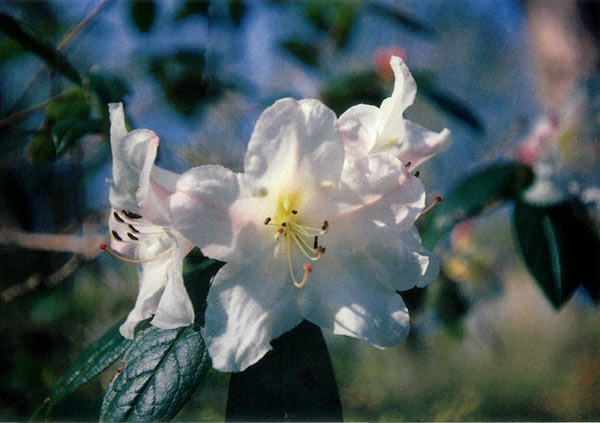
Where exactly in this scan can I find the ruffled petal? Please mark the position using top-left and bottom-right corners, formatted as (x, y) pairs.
(365, 227), (440, 291)
(108, 103), (159, 213)
(204, 227), (303, 372)
(300, 252), (410, 348)
(140, 166), (179, 227)
(151, 233), (195, 330)
(170, 165), (246, 261)
(377, 56), (417, 145)
(244, 98), (344, 195)
(397, 121), (451, 169)
(119, 235), (174, 339)
(339, 104), (380, 157)
(338, 153), (425, 232)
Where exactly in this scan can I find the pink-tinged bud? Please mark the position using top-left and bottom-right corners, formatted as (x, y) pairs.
(374, 47), (408, 81)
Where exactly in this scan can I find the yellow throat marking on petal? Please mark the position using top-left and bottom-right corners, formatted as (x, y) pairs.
(264, 191), (328, 288)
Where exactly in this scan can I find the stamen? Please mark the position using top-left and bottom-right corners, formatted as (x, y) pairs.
(127, 232), (139, 241)
(264, 217), (271, 225)
(317, 246), (326, 255)
(313, 236), (318, 249)
(405, 161), (412, 169)
(285, 234), (313, 288)
(113, 211), (124, 223)
(322, 220), (329, 232)
(290, 232), (322, 261)
(413, 170), (420, 178)
(111, 230), (123, 242)
(100, 243), (173, 264)
(292, 210), (298, 214)
(418, 196), (442, 218)
(275, 228), (284, 240)
(281, 222), (287, 227)
(128, 224), (140, 234)
(122, 210), (142, 219)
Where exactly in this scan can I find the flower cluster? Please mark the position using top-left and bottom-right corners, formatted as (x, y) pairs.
(104, 57), (450, 372)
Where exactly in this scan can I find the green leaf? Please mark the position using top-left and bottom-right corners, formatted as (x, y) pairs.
(176, 0), (211, 20)
(366, 2), (436, 37)
(148, 50), (224, 116)
(303, 0), (359, 48)
(226, 320), (343, 422)
(129, 0), (157, 33)
(435, 272), (469, 338)
(227, 0), (246, 26)
(0, 12), (82, 84)
(413, 72), (484, 132)
(47, 320), (133, 408)
(45, 86), (90, 121)
(27, 127), (55, 165)
(87, 72), (130, 104)
(419, 162), (533, 248)
(321, 71), (385, 116)
(99, 324), (210, 422)
(280, 39), (320, 67)
(513, 200), (600, 308)
(52, 117), (102, 155)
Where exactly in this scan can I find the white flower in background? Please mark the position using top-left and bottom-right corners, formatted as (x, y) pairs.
(104, 103), (194, 339)
(170, 98), (441, 372)
(339, 55), (451, 169)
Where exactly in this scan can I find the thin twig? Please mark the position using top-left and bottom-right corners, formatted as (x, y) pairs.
(0, 228), (105, 258)
(57, 0), (114, 51)
(1, 255), (82, 303)
(0, 93), (64, 130)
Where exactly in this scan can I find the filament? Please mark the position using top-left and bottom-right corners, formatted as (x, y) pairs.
(99, 243), (172, 264)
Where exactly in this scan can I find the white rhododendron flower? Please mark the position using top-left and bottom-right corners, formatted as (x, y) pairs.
(339, 55), (450, 169)
(104, 103), (194, 339)
(170, 97), (442, 372)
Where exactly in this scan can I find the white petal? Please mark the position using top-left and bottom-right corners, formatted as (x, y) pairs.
(119, 236), (174, 339)
(339, 104), (380, 156)
(151, 234), (195, 330)
(170, 165), (244, 261)
(377, 56), (417, 145)
(366, 227), (440, 291)
(204, 226), (303, 372)
(244, 98), (344, 195)
(397, 121), (451, 169)
(339, 153), (425, 232)
(141, 166), (179, 227)
(300, 253), (409, 348)
(108, 103), (159, 213)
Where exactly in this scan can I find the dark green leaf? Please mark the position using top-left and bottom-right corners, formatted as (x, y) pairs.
(87, 72), (130, 104)
(329, 1), (359, 48)
(513, 200), (600, 308)
(413, 72), (484, 132)
(435, 272), (469, 338)
(27, 127), (55, 165)
(226, 320), (343, 422)
(227, 0), (246, 26)
(100, 324), (210, 422)
(0, 36), (25, 61)
(0, 12), (82, 84)
(52, 117), (102, 155)
(321, 71), (385, 116)
(419, 162), (533, 249)
(48, 320), (133, 408)
(176, 0), (211, 20)
(129, 0), (157, 33)
(366, 2), (436, 37)
(45, 86), (90, 121)
(148, 50), (224, 116)
(280, 39), (319, 67)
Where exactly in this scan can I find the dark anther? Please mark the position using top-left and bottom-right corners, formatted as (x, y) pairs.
(405, 161), (412, 169)
(128, 224), (140, 234)
(322, 220), (329, 231)
(292, 210), (298, 214)
(111, 230), (123, 242)
(127, 233), (139, 241)
(264, 217), (271, 225)
(113, 211), (124, 223)
(413, 170), (420, 178)
(281, 222), (287, 227)
(122, 210), (142, 219)
(314, 236), (319, 249)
